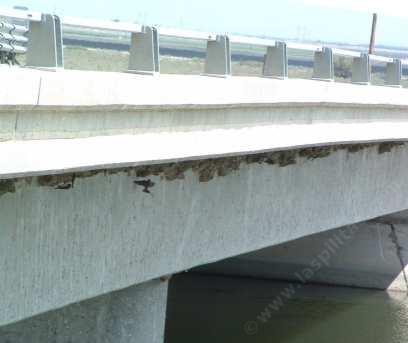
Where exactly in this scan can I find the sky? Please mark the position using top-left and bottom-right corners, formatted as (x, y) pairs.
(3, 0), (408, 47)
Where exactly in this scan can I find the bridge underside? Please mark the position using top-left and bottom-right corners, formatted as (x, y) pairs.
(2, 210), (408, 342)
(197, 211), (408, 291)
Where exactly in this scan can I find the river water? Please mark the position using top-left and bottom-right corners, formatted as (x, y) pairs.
(166, 274), (408, 343)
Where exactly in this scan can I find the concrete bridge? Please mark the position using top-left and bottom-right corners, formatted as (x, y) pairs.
(2, 65), (408, 342)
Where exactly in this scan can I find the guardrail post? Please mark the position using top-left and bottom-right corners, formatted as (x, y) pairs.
(352, 53), (370, 85)
(312, 47), (334, 81)
(385, 59), (402, 87)
(128, 26), (160, 74)
(26, 14), (64, 69)
(263, 41), (288, 79)
(204, 35), (231, 77)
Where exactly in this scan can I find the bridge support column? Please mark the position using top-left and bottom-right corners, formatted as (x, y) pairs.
(26, 14), (64, 69)
(204, 35), (231, 77)
(352, 53), (371, 85)
(0, 279), (169, 343)
(128, 26), (160, 75)
(263, 41), (288, 79)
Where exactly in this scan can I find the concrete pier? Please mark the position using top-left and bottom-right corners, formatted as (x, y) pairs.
(0, 279), (168, 343)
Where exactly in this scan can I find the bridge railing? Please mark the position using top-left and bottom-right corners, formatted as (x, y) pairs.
(0, 7), (31, 64)
(0, 6), (406, 87)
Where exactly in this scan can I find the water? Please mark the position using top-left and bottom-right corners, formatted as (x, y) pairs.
(165, 274), (408, 343)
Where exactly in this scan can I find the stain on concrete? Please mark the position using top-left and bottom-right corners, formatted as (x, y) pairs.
(117, 142), (403, 183)
(0, 179), (16, 197)
(299, 147), (332, 160)
(0, 142), (406, 197)
(75, 170), (100, 179)
(346, 144), (372, 154)
(378, 142), (404, 154)
(125, 142), (404, 183)
(37, 174), (75, 190)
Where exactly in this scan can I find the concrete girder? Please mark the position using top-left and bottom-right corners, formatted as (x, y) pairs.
(2, 143), (408, 325)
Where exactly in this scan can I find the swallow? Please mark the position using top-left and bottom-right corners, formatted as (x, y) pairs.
(134, 179), (155, 194)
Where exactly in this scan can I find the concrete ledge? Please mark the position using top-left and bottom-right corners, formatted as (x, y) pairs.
(1, 122), (408, 179)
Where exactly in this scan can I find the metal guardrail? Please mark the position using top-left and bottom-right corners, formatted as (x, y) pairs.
(0, 6), (405, 86)
(0, 18), (28, 64)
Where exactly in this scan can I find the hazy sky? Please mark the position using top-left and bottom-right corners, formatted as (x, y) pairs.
(2, 0), (408, 47)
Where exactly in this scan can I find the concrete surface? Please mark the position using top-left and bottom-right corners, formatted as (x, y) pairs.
(0, 279), (168, 343)
(2, 68), (408, 179)
(1, 67), (408, 107)
(3, 67), (408, 328)
(2, 143), (408, 326)
(197, 211), (408, 291)
(2, 122), (408, 180)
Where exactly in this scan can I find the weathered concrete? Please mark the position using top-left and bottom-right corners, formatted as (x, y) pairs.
(3, 69), (408, 180)
(0, 279), (168, 343)
(197, 211), (408, 291)
(3, 68), (408, 328)
(3, 143), (408, 326)
(1, 123), (408, 180)
(2, 68), (408, 142)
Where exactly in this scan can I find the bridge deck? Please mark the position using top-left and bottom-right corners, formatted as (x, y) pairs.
(1, 67), (408, 179)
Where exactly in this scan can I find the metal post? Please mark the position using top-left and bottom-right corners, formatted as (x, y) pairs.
(369, 13), (378, 55)
(385, 59), (402, 87)
(26, 14), (64, 69)
(312, 47), (334, 81)
(128, 26), (160, 75)
(204, 35), (231, 77)
(352, 53), (371, 85)
(263, 41), (288, 79)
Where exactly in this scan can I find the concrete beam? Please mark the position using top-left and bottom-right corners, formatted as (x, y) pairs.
(0, 280), (168, 343)
(3, 143), (408, 325)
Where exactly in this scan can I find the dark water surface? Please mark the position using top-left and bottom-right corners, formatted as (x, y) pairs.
(165, 274), (408, 343)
